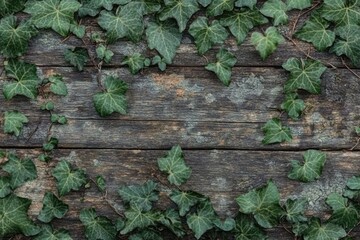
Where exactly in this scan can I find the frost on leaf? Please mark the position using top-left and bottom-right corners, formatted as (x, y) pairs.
(24, 0), (81, 36)
(236, 180), (283, 228)
(251, 26), (284, 60)
(3, 111), (28, 137)
(93, 76), (128, 117)
(0, 16), (37, 58)
(262, 118), (292, 144)
(158, 145), (191, 186)
(205, 48), (237, 86)
(189, 17), (228, 55)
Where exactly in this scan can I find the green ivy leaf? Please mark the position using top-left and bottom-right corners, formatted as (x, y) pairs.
(118, 180), (158, 211)
(120, 0), (162, 15)
(288, 150), (326, 182)
(205, 48), (237, 86)
(321, 0), (360, 26)
(344, 176), (360, 199)
(286, 0), (311, 10)
(282, 57), (326, 94)
(214, 217), (235, 231)
(96, 175), (106, 192)
(0, 194), (40, 237)
(152, 55), (167, 71)
(0, 177), (11, 198)
(251, 26), (284, 60)
(262, 118), (292, 144)
(235, 0), (257, 9)
(170, 190), (203, 216)
(122, 53), (146, 74)
(70, 23), (85, 38)
(304, 218), (346, 240)
(207, 0), (235, 16)
(198, 0), (211, 7)
(3, 111), (28, 137)
(186, 200), (216, 239)
(79, 0), (123, 16)
(157, 145), (191, 186)
(0, 16), (37, 58)
(330, 25), (360, 67)
(3, 59), (40, 100)
(96, 44), (114, 63)
(40, 101), (55, 111)
(24, 0), (81, 36)
(146, 20), (182, 64)
(295, 12), (335, 51)
(52, 160), (87, 196)
(43, 137), (59, 152)
(260, 0), (288, 26)
(356, 127), (360, 135)
(220, 8), (268, 45)
(189, 17), (228, 55)
(326, 193), (360, 230)
(236, 180), (283, 228)
(234, 213), (266, 240)
(64, 47), (89, 71)
(280, 93), (305, 120)
(93, 76), (128, 117)
(80, 208), (117, 240)
(34, 225), (72, 240)
(129, 230), (163, 240)
(120, 205), (160, 234)
(0, 0), (25, 17)
(38, 192), (69, 223)
(159, 0), (199, 32)
(49, 75), (68, 96)
(3, 154), (37, 189)
(98, 6), (144, 43)
(159, 209), (186, 237)
(284, 198), (307, 223)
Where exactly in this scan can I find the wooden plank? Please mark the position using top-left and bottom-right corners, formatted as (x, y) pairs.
(11, 149), (360, 239)
(0, 30), (350, 68)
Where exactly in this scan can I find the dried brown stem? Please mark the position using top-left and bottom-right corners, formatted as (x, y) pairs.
(341, 57), (360, 79)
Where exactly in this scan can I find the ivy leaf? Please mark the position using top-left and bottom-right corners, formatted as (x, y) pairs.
(286, 0), (311, 10)
(146, 20), (182, 64)
(129, 230), (163, 240)
(52, 160), (87, 196)
(344, 176), (360, 200)
(34, 225), (72, 240)
(96, 44), (114, 63)
(157, 145), (191, 186)
(0, 0), (25, 17)
(93, 76), (128, 117)
(3, 111), (28, 137)
(159, 209), (186, 237)
(64, 47), (89, 71)
(98, 7), (144, 43)
(159, 0), (199, 32)
(280, 93), (305, 120)
(326, 193), (360, 230)
(214, 217), (235, 231)
(170, 190), (203, 216)
(96, 175), (106, 192)
(284, 198), (307, 223)
(251, 26), (284, 60)
(207, 0), (235, 16)
(0, 177), (11, 198)
(79, 0), (123, 16)
(321, 0), (360, 26)
(24, 0), (81, 36)
(189, 17), (228, 55)
(205, 48), (237, 86)
(152, 55), (167, 71)
(295, 12), (335, 51)
(288, 150), (326, 182)
(118, 180), (158, 211)
(120, 0), (162, 15)
(260, 0), (288, 26)
(330, 25), (360, 67)
(236, 180), (283, 228)
(0, 194), (40, 236)
(262, 118), (292, 145)
(186, 200), (216, 239)
(80, 208), (117, 240)
(3, 59), (40, 100)
(235, 0), (257, 9)
(0, 16), (37, 58)
(38, 192), (69, 223)
(292, 222), (309, 236)
(198, 0), (211, 7)
(220, 9), (268, 45)
(3, 154), (37, 189)
(49, 75), (68, 96)
(282, 57), (326, 94)
(120, 205), (160, 234)
(234, 213), (266, 240)
(356, 127), (360, 135)
(122, 53), (146, 75)
(304, 218), (346, 240)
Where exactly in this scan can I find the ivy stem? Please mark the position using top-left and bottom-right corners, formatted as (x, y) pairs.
(341, 57), (360, 80)
(290, 1), (322, 35)
(350, 137), (360, 151)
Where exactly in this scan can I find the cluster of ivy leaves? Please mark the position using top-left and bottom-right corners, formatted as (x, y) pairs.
(0, 0), (360, 239)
